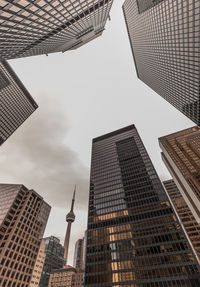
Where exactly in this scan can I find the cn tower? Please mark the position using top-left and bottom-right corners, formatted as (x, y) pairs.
(64, 186), (76, 264)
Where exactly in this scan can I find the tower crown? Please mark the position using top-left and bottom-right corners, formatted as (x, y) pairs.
(66, 185), (76, 222)
(66, 211), (75, 222)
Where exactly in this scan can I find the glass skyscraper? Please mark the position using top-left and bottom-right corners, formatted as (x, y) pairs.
(73, 238), (84, 270)
(39, 236), (65, 287)
(85, 125), (200, 286)
(123, 0), (200, 125)
(0, 0), (113, 60)
(0, 60), (38, 145)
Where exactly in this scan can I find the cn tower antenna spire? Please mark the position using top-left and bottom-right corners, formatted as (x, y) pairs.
(63, 185), (76, 264)
(70, 185), (76, 212)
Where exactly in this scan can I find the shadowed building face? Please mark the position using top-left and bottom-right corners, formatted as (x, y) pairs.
(0, 0), (113, 59)
(0, 60), (38, 145)
(73, 238), (84, 270)
(123, 0), (200, 125)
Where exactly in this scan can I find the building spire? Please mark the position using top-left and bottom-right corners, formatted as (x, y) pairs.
(63, 186), (76, 264)
(70, 185), (76, 212)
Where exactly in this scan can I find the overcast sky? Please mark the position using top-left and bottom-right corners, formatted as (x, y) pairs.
(0, 0), (194, 265)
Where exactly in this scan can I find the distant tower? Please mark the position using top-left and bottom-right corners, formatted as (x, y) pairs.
(64, 186), (76, 263)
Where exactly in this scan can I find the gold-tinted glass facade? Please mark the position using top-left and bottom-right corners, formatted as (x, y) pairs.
(0, 0), (113, 59)
(0, 60), (38, 145)
(85, 125), (200, 287)
(159, 126), (200, 223)
(0, 184), (51, 287)
(163, 179), (200, 263)
(123, 0), (200, 125)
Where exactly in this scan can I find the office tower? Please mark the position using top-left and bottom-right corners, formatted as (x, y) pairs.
(83, 230), (87, 270)
(29, 239), (46, 287)
(159, 126), (200, 224)
(123, 0), (200, 125)
(0, 60), (38, 145)
(73, 238), (84, 270)
(48, 265), (83, 287)
(0, 184), (51, 287)
(39, 236), (65, 287)
(85, 125), (200, 286)
(163, 179), (200, 263)
(64, 187), (76, 263)
(0, 0), (114, 60)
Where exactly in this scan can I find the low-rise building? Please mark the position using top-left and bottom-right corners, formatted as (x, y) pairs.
(48, 265), (83, 287)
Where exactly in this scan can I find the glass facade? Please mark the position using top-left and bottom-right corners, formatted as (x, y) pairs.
(0, 184), (51, 287)
(0, 60), (38, 145)
(0, 0), (113, 59)
(123, 0), (200, 125)
(39, 236), (65, 287)
(85, 125), (200, 286)
(73, 238), (84, 270)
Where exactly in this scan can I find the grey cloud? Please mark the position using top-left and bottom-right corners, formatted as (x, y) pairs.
(0, 92), (89, 210)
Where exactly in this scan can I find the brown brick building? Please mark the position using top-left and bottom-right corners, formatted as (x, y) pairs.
(48, 265), (83, 287)
(163, 179), (200, 264)
(0, 184), (51, 287)
(159, 126), (200, 223)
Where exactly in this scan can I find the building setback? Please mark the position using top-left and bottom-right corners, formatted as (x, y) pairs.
(84, 125), (200, 286)
(123, 0), (200, 125)
(163, 179), (200, 263)
(0, 60), (38, 145)
(159, 126), (200, 224)
(0, 184), (51, 287)
(0, 0), (114, 60)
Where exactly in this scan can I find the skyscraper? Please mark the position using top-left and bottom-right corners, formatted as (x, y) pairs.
(0, 60), (38, 145)
(0, 0), (114, 60)
(159, 126), (200, 223)
(163, 179), (200, 263)
(39, 236), (65, 287)
(64, 187), (76, 263)
(73, 238), (84, 270)
(123, 0), (200, 125)
(0, 183), (51, 287)
(85, 125), (200, 286)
